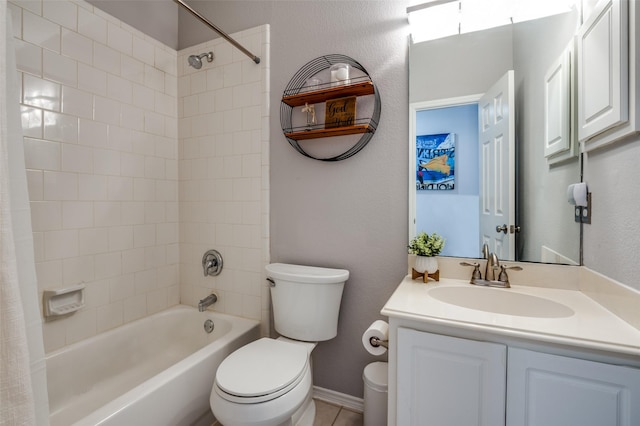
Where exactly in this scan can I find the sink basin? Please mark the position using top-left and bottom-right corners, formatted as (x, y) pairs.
(428, 286), (574, 318)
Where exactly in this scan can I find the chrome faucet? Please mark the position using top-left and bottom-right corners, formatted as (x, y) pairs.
(485, 252), (500, 281)
(198, 292), (218, 312)
(460, 245), (521, 288)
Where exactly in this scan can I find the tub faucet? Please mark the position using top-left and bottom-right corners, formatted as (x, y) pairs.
(198, 293), (218, 312)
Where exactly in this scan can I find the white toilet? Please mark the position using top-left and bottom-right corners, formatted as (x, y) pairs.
(210, 263), (349, 426)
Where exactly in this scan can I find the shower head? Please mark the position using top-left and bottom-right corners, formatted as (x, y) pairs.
(188, 52), (214, 69)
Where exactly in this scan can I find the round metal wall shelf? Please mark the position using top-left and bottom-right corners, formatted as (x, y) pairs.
(280, 54), (381, 162)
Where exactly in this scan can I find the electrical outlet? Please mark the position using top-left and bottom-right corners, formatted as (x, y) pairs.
(574, 193), (591, 224)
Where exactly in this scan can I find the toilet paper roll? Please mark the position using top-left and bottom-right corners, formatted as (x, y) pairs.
(362, 320), (389, 356)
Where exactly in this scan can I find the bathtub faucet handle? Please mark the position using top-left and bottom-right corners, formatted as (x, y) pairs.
(202, 249), (223, 276)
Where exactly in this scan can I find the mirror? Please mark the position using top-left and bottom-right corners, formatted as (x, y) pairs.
(409, 8), (582, 264)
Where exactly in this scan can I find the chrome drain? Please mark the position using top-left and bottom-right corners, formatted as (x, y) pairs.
(203, 319), (214, 333)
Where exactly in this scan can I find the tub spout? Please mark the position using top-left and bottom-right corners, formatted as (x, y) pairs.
(198, 293), (218, 312)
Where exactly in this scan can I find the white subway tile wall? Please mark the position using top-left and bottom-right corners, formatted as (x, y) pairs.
(10, 0), (270, 351)
(177, 26), (270, 336)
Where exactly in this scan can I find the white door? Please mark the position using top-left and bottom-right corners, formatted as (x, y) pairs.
(507, 348), (640, 426)
(397, 328), (506, 426)
(479, 70), (515, 260)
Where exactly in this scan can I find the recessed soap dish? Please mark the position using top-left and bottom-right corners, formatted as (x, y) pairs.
(43, 284), (85, 319)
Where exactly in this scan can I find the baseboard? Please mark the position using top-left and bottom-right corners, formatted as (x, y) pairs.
(312, 386), (364, 413)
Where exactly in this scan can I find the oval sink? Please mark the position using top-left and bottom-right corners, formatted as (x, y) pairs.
(428, 286), (574, 318)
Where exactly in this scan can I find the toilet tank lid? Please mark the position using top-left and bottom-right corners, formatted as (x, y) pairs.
(266, 263), (349, 284)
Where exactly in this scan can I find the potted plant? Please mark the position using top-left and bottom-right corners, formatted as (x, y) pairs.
(408, 232), (445, 274)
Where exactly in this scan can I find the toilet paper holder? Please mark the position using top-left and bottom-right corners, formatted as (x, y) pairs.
(369, 336), (388, 349)
(567, 182), (591, 224)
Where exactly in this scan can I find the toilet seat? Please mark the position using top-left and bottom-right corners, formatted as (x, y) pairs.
(215, 338), (309, 404)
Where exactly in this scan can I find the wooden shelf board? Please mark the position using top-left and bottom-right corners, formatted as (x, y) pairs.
(285, 124), (370, 140)
(282, 81), (374, 107)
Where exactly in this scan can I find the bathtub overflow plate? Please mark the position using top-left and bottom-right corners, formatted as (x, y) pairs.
(204, 319), (215, 333)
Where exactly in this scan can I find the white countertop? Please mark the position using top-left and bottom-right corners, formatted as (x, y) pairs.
(382, 276), (640, 357)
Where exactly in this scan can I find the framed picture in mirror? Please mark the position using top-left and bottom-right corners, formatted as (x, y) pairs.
(416, 133), (456, 190)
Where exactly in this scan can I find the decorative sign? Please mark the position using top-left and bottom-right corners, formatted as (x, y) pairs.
(325, 96), (356, 129)
(416, 133), (456, 190)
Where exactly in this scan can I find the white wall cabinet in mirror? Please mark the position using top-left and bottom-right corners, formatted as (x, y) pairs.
(577, 0), (640, 151)
(544, 42), (572, 161)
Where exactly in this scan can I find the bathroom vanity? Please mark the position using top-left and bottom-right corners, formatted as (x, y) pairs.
(382, 268), (640, 426)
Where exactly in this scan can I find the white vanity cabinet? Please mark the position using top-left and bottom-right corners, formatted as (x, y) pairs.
(576, 0), (640, 150)
(394, 327), (640, 426)
(396, 327), (506, 426)
(507, 347), (640, 426)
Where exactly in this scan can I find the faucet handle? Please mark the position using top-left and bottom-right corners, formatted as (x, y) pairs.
(202, 249), (223, 277)
(481, 244), (490, 259)
(497, 264), (522, 283)
(460, 261), (482, 282)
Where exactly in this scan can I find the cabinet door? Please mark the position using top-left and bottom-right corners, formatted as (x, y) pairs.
(507, 347), (640, 426)
(544, 44), (571, 158)
(397, 327), (506, 426)
(576, 0), (628, 142)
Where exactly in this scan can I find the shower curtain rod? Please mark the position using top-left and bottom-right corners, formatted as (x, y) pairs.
(174, 0), (261, 64)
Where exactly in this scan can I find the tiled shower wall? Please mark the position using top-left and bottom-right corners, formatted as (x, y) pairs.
(177, 27), (271, 335)
(10, 0), (270, 351)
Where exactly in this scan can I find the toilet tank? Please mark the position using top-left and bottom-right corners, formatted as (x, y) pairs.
(266, 263), (349, 342)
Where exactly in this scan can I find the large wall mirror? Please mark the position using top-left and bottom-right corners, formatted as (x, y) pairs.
(409, 4), (586, 265)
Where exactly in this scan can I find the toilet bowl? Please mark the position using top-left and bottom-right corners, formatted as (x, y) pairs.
(209, 263), (349, 426)
(210, 338), (316, 426)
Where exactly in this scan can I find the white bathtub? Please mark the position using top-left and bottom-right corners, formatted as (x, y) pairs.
(46, 305), (260, 426)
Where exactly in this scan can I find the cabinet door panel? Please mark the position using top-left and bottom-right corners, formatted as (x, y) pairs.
(544, 45), (571, 158)
(507, 347), (640, 426)
(397, 328), (506, 426)
(577, 0), (628, 142)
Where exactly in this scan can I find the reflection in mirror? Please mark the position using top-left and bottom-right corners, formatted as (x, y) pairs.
(412, 101), (480, 259)
(409, 8), (582, 265)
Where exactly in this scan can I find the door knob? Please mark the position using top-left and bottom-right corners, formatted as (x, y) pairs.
(510, 225), (521, 234)
(496, 224), (508, 234)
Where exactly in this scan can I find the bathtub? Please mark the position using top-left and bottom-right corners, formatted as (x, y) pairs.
(46, 305), (260, 426)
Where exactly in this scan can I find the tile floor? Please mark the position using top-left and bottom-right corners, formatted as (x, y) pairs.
(211, 399), (363, 426)
(313, 399), (363, 426)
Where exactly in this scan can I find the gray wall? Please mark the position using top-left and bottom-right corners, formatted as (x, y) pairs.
(577, 0), (640, 290)
(269, 1), (409, 398)
(179, 1), (411, 397)
(584, 140), (640, 289)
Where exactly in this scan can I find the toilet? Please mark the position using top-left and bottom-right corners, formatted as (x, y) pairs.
(210, 263), (349, 426)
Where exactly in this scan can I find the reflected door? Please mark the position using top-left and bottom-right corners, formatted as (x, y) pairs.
(479, 70), (515, 260)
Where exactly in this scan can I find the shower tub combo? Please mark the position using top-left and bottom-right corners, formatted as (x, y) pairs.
(46, 305), (260, 426)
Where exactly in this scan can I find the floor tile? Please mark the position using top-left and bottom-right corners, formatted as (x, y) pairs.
(332, 408), (363, 426)
(313, 399), (341, 425)
(213, 399), (362, 426)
